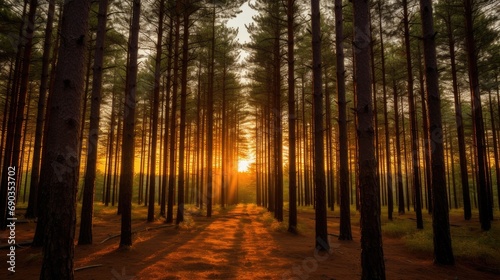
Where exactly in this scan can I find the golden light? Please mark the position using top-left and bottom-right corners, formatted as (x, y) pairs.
(238, 159), (250, 173)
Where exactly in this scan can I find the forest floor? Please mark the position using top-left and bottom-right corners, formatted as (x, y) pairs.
(1, 203), (500, 280)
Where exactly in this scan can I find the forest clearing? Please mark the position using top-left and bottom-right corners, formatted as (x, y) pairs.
(2, 203), (499, 279)
(1, 0), (500, 278)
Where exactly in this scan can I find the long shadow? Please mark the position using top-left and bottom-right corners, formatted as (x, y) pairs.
(73, 211), (219, 280)
(133, 204), (273, 279)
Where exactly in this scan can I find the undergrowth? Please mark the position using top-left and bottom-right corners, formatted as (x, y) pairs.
(382, 211), (500, 269)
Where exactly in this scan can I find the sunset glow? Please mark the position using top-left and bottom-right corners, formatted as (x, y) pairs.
(238, 159), (251, 173)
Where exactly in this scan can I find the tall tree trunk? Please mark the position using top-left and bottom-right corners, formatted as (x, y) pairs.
(119, 0), (141, 247)
(39, 0), (91, 278)
(206, 1), (216, 218)
(378, 0), (394, 217)
(445, 8), (471, 219)
(287, 0), (297, 233)
(221, 64), (227, 209)
(78, 0), (109, 245)
(448, 131), (458, 209)
(161, 12), (174, 216)
(105, 84), (116, 206)
(26, 0), (55, 219)
(353, 0), (386, 278)
(311, 0), (329, 252)
(148, 0), (165, 222)
(176, 0), (192, 224)
(419, 0), (455, 264)
(273, 0), (283, 222)
(335, 0), (351, 241)
(31, 5), (62, 246)
(417, 43), (433, 214)
(403, 0), (423, 229)
(167, 5), (180, 223)
(464, 0), (491, 230)
(488, 91), (500, 210)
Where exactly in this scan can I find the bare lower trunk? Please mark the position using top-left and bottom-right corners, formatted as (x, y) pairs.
(119, 0), (141, 247)
(335, 0), (351, 241)
(39, 0), (91, 278)
(353, 0), (386, 278)
(419, 0), (455, 264)
(311, 0), (329, 252)
(79, 0), (109, 245)
(464, 0), (491, 230)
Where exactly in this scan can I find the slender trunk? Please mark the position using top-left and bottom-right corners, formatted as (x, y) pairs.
(417, 43), (432, 214)
(488, 91), (500, 210)
(78, 0), (109, 245)
(26, 0), (55, 219)
(403, 0), (423, 229)
(335, 0), (351, 241)
(161, 13), (174, 216)
(176, 1), (191, 224)
(32, 5), (61, 246)
(119, 0), (141, 247)
(419, 0), (454, 264)
(105, 86), (116, 206)
(465, 0), (491, 230)
(273, 1), (283, 222)
(311, 0), (329, 252)
(287, 0), (297, 233)
(148, 0), (165, 222)
(206, 2), (215, 217)
(378, 0), (394, 217)
(449, 131), (458, 209)
(167, 6), (180, 223)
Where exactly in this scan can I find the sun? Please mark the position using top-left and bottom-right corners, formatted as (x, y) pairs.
(238, 159), (250, 173)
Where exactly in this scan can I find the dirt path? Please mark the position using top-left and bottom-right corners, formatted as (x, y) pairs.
(2, 203), (499, 279)
(135, 204), (291, 279)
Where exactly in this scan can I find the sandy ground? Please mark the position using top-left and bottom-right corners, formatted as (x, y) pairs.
(1, 203), (499, 280)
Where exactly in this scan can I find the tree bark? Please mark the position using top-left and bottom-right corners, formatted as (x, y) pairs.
(119, 0), (141, 247)
(488, 90), (500, 211)
(39, 0), (91, 278)
(206, 1), (216, 218)
(403, 0), (423, 228)
(167, 4), (180, 223)
(335, 0), (351, 241)
(464, 0), (491, 230)
(353, 0), (386, 278)
(176, 0), (193, 224)
(287, 0), (297, 233)
(79, 0), (109, 245)
(272, 0), (283, 222)
(377, 0), (394, 217)
(419, 0), (455, 264)
(148, 0), (165, 222)
(444, 7), (471, 219)
(311, 0), (329, 252)
(161, 11), (174, 216)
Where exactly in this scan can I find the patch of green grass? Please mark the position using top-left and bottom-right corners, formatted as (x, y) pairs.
(451, 226), (500, 267)
(382, 218), (418, 238)
(381, 209), (500, 269)
(404, 229), (434, 254)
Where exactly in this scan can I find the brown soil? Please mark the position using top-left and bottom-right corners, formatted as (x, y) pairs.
(1, 204), (499, 280)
